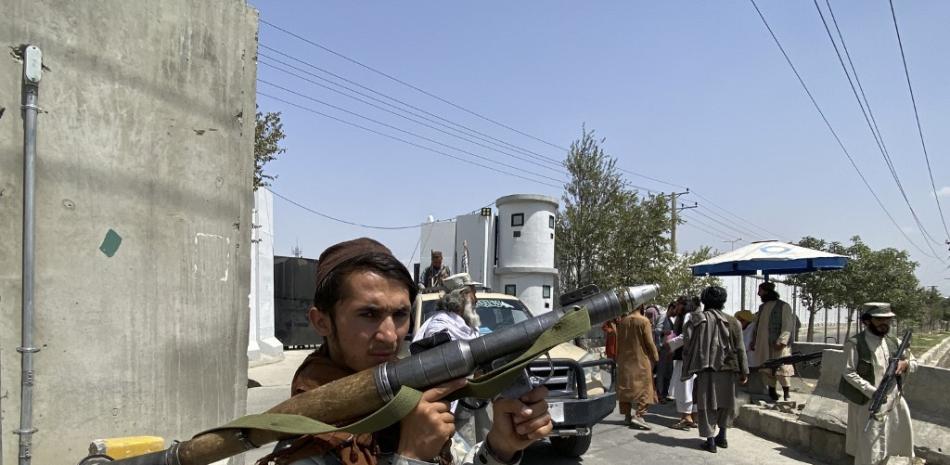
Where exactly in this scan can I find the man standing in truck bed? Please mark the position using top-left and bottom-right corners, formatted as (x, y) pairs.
(419, 250), (452, 292)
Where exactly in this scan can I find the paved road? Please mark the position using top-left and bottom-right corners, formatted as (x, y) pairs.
(522, 402), (826, 465)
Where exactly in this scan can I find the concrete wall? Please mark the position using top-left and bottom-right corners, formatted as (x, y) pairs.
(495, 194), (557, 270)
(0, 2), (258, 464)
(919, 333), (950, 368)
(495, 272), (556, 315)
(249, 188), (283, 364)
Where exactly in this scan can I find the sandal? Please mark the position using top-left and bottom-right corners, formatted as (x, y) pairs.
(671, 420), (690, 431)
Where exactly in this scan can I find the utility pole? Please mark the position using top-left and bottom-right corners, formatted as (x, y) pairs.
(670, 190), (694, 254)
(723, 238), (742, 251)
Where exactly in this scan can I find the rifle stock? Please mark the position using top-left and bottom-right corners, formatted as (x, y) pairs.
(104, 285), (659, 465)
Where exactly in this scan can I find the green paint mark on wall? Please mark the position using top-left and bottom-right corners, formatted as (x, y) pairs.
(99, 229), (122, 257)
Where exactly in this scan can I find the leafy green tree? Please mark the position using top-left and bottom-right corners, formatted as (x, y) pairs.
(254, 109), (286, 189)
(785, 237), (847, 342)
(834, 236), (920, 338)
(556, 128), (714, 306)
(556, 128), (630, 291)
(660, 247), (721, 303)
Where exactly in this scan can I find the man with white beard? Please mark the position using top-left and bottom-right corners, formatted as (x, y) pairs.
(414, 272), (482, 342)
(413, 273), (487, 449)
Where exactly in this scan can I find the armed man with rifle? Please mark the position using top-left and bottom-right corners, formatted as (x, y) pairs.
(838, 302), (917, 465)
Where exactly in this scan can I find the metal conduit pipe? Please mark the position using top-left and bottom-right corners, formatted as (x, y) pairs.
(17, 44), (43, 465)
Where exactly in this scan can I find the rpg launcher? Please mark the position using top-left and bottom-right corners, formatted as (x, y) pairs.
(864, 329), (912, 432)
(87, 284), (659, 465)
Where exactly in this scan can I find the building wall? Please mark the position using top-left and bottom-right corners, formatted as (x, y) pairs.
(495, 195), (557, 270)
(494, 195), (558, 314)
(496, 273), (556, 315)
(249, 188), (284, 363)
(0, 2), (258, 463)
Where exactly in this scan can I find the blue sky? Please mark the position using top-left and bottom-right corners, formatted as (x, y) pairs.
(251, 1), (950, 294)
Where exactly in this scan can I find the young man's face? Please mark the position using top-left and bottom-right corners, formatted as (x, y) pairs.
(309, 270), (411, 372)
(432, 255), (443, 268)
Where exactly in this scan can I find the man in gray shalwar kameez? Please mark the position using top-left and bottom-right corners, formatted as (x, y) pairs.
(682, 286), (749, 453)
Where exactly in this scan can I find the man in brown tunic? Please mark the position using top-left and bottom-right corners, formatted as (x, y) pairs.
(615, 305), (660, 429)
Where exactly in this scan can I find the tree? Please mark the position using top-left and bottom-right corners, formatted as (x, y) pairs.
(254, 109), (286, 189)
(834, 236), (920, 339)
(785, 237), (847, 342)
(556, 128), (630, 292)
(556, 128), (712, 305)
(660, 247), (721, 303)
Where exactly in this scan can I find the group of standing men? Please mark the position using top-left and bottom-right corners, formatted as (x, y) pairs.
(608, 285), (749, 453)
(606, 281), (919, 464)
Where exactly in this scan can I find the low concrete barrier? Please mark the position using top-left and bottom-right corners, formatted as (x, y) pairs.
(919, 333), (950, 367)
(791, 342), (841, 378)
(736, 404), (849, 464)
(798, 349), (950, 465)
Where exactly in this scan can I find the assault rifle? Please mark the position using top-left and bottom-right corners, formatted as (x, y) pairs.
(89, 284), (659, 465)
(864, 329), (912, 432)
(760, 351), (823, 373)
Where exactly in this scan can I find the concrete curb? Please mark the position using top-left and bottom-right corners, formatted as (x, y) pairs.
(919, 333), (950, 367)
(735, 404), (849, 464)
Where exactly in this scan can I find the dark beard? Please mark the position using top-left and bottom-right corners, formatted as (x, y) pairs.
(868, 324), (890, 337)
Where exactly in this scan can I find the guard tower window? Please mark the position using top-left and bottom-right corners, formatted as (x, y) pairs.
(548, 215), (555, 229)
(511, 213), (524, 227)
(504, 284), (517, 296)
(542, 285), (552, 299)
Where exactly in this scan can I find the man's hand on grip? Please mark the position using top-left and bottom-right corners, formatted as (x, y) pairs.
(397, 378), (466, 461)
(486, 386), (553, 462)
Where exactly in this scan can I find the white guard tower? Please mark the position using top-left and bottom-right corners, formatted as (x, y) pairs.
(494, 194), (559, 314)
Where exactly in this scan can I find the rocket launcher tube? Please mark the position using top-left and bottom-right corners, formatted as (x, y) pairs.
(379, 285), (656, 398)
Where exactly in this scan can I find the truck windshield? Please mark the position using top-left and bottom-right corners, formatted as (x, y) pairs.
(421, 297), (533, 334)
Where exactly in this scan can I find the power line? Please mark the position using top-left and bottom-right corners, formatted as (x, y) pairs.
(683, 221), (732, 243)
(690, 190), (784, 239)
(691, 208), (762, 239)
(260, 19), (571, 153)
(259, 44), (565, 169)
(260, 28), (685, 194)
(258, 91), (562, 189)
(814, 0), (944, 257)
(258, 80), (567, 187)
(258, 58), (567, 177)
(680, 213), (735, 242)
(747, 0), (945, 263)
(268, 188), (426, 230)
(888, 0), (950, 243)
(260, 20), (791, 241)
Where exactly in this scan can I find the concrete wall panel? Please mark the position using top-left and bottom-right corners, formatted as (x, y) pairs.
(0, 2), (258, 463)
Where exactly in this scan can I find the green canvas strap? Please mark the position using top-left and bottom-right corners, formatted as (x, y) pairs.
(200, 306), (592, 439)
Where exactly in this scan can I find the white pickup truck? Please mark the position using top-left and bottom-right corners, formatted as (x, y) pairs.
(409, 290), (616, 457)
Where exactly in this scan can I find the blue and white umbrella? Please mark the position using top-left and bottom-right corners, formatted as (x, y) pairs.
(690, 240), (848, 277)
